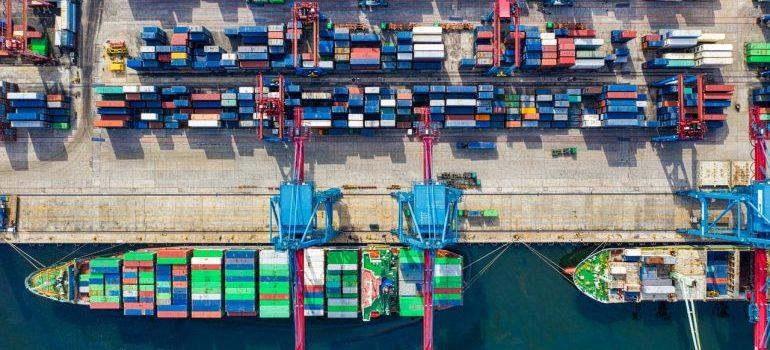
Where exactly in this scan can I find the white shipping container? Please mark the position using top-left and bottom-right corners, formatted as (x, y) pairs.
(380, 99), (396, 107)
(364, 87), (380, 94)
(188, 120), (222, 128)
(380, 120), (396, 127)
(662, 53), (695, 60)
(304, 249), (325, 285)
(54, 30), (61, 46)
(693, 43), (733, 52)
(239, 87), (255, 94)
(139, 85), (156, 93)
(122, 85), (139, 93)
(412, 35), (443, 43)
(413, 44), (445, 52)
(303, 120), (332, 128)
(695, 51), (733, 58)
(319, 61), (334, 69)
(326, 264), (357, 270)
(695, 57), (733, 66)
(239, 120), (256, 128)
(348, 113), (364, 121)
(221, 53), (237, 60)
(574, 38), (604, 47)
(260, 250), (288, 259)
(434, 265), (461, 276)
(139, 45), (158, 54)
(191, 257), (222, 264)
(364, 120), (380, 128)
(123, 291), (138, 297)
(348, 120), (364, 128)
(267, 92), (281, 99)
(661, 29), (701, 38)
(541, 39), (557, 46)
(397, 53), (413, 61)
(412, 26), (443, 35)
(642, 285), (677, 294)
(445, 120), (476, 127)
(412, 51), (445, 60)
(268, 39), (284, 46)
(327, 298), (357, 306)
(430, 100), (445, 107)
(553, 114), (569, 121)
(268, 24), (285, 32)
(191, 294), (222, 300)
(301, 92), (332, 100)
(697, 33), (726, 43)
(445, 99), (476, 106)
(140, 113), (159, 121)
(581, 120), (602, 128)
(636, 100), (648, 108)
(569, 59), (605, 69)
(539, 33), (556, 40)
(7, 92), (43, 99)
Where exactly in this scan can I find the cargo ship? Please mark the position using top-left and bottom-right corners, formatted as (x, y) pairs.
(26, 246), (462, 320)
(571, 245), (754, 303)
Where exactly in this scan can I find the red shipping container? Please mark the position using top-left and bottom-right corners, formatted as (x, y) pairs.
(158, 249), (190, 257)
(557, 38), (574, 44)
(125, 93), (141, 101)
(542, 46), (557, 52)
(99, 115), (131, 121)
(643, 34), (661, 41)
(559, 50), (575, 57)
(704, 84), (734, 93)
(350, 47), (380, 59)
(305, 285), (324, 292)
(157, 53), (171, 63)
(191, 312), (222, 318)
(260, 294), (290, 300)
(559, 44), (575, 50)
(157, 311), (187, 318)
(193, 109), (223, 114)
(704, 94), (733, 100)
(704, 114), (727, 121)
(139, 291), (154, 297)
(542, 52), (557, 59)
(90, 302), (121, 310)
(172, 281), (188, 288)
(94, 120), (126, 128)
(557, 57), (575, 66)
(541, 58), (557, 66)
(434, 288), (462, 294)
(191, 93), (220, 101)
(475, 31), (493, 40)
(162, 101), (175, 109)
(239, 60), (270, 69)
(445, 115), (474, 121)
(191, 264), (221, 270)
(95, 100), (126, 108)
(621, 30), (637, 39)
(148, 122), (164, 129)
(123, 278), (138, 284)
(506, 31), (524, 40)
(267, 31), (284, 39)
(47, 94), (63, 102)
(476, 45), (493, 52)
(523, 113), (539, 120)
(605, 92), (638, 99)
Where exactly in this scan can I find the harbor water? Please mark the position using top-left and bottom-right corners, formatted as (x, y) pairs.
(0, 245), (750, 349)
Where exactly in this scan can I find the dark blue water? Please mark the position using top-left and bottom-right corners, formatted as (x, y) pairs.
(0, 245), (751, 349)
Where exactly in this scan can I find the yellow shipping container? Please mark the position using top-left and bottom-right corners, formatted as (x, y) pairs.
(520, 107), (537, 114)
(171, 52), (188, 60)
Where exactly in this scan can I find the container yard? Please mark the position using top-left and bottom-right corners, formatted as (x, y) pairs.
(4, 0), (770, 348)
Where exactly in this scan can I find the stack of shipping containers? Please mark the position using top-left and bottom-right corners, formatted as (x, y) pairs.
(521, 26), (542, 69)
(304, 248), (326, 317)
(643, 30), (732, 69)
(326, 249), (358, 318)
(396, 88), (413, 128)
(259, 249), (291, 318)
(364, 87), (381, 128)
(745, 42), (770, 65)
(412, 26), (444, 70)
(88, 257), (122, 310)
(753, 87), (770, 121)
(398, 248), (424, 317)
(191, 249), (223, 318)
(472, 25), (493, 69)
(334, 28), (351, 70)
(225, 249), (257, 317)
(599, 85), (645, 127)
(651, 80), (733, 127)
(433, 252), (463, 309)
(122, 251), (156, 316)
(350, 33), (381, 71)
(156, 249), (190, 318)
(396, 30), (413, 70)
(54, 0), (78, 50)
(6, 92), (70, 129)
(445, 86), (477, 128)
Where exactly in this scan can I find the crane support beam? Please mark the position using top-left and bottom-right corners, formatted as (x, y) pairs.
(423, 249), (435, 350)
(293, 249), (306, 350)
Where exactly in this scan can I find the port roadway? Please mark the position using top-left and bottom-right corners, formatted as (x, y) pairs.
(0, 0), (762, 244)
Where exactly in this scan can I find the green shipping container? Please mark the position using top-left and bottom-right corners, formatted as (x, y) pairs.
(94, 86), (125, 95)
(124, 251), (155, 261)
(746, 43), (770, 50)
(747, 55), (770, 64)
(193, 249), (224, 258)
(51, 122), (70, 130)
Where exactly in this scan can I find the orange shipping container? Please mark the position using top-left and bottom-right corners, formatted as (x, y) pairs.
(190, 113), (220, 121)
(95, 100), (127, 108)
(506, 121), (522, 128)
(475, 114), (491, 121)
(94, 120), (126, 128)
(523, 113), (540, 120)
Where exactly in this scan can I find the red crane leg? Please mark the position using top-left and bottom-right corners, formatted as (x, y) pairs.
(755, 249), (767, 350)
(677, 73), (685, 140)
(423, 249), (435, 350)
(294, 249), (306, 350)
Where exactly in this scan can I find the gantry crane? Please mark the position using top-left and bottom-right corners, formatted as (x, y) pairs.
(484, 0), (520, 76)
(291, 1), (322, 77)
(256, 73), (285, 140)
(1, 0), (50, 62)
(268, 106), (342, 350)
(391, 107), (462, 350)
(676, 106), (770, 350)
(651, 74), (707, 142)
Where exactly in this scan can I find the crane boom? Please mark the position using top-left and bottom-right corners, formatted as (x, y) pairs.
(751, 105), (769, 350)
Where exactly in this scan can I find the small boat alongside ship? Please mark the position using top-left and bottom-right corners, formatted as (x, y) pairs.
(571, 245), (754, 304)
(26, 246), (463, 320)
